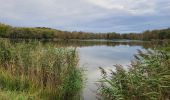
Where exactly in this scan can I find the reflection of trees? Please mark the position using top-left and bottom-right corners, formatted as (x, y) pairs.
(8, 39), (167, 50)
(48, 40), (162, 49)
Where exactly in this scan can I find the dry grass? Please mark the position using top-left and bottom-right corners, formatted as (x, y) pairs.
(0, 39), (83, 100)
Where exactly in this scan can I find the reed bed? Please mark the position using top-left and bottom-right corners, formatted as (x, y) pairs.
(98, 50), (170, 100)
(0, 39), (83, 100)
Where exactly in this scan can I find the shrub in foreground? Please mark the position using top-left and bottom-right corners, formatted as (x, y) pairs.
(0, 39), (83, 100)
(98, 50), (170, 100)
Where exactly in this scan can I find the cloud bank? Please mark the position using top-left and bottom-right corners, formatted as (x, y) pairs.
(0, 0), (170, 33)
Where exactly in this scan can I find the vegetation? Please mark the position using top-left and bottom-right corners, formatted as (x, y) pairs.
(0, 23), (170, 40)
(158, 40), (170, 52)
(0, 22), (170, 100)
(98, 49), (170, 100)
(0, 39), (83, 100)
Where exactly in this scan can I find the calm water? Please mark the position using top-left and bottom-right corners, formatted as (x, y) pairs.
(76, 42), (145, 100)
(11, 39), (150, 99)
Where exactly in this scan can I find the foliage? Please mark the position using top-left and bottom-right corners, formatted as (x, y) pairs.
(0, 39), (83, 100)
(98, 50), (170, 100)
(0, 23), (170, 40)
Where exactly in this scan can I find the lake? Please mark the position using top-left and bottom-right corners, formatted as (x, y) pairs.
(6, 39), (153, 99)
(52, 40), (149, 100)
(79, 45), (143, 100)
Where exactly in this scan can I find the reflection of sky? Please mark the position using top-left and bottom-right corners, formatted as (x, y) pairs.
(78, 45), (143, 100)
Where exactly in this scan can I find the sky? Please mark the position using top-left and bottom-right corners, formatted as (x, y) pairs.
(0, 0), (170, 33)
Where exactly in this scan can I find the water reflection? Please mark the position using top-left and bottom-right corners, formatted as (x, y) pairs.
(78, 45), (144, 100)
(8, 39), (156, 100)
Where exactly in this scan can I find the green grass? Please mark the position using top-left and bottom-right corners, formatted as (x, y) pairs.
(159, 40), (170, 51)
(98, 49), (170, 100)
(0, 39), (83, 100)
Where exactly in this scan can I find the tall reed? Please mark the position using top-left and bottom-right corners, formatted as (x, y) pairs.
(98, 50), (170, 100)
(0, 39), (83, 100)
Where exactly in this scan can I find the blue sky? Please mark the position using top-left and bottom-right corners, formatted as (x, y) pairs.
(0, 0), (170, 33)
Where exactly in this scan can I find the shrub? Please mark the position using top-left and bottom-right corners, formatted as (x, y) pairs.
(0, 39), (83, 100)
(98, 50), (170, 100)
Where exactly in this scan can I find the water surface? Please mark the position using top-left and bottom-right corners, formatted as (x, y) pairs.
(75, 41), (145, 100)
(11, 39), (149, 99)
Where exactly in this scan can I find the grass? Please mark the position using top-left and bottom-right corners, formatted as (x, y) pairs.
(159, 40), (170, 52)
(0, 39), (83, 100)
(98, 49), (170, 100)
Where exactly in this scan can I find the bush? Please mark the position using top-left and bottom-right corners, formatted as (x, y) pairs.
(98, 50), (170, 100)
(0, 39), (83, 100)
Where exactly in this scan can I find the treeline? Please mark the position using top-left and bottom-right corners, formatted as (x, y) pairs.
(0, 23), (170, 40)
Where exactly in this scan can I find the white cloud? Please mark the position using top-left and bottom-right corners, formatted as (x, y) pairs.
(0, 0), (170, 32)
(86, 0), (156, 15)
(86, 0), (125, 10)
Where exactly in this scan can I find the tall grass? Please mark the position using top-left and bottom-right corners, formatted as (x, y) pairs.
(98, 50), (170, 100)
(0, 39), (83, 100)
